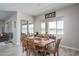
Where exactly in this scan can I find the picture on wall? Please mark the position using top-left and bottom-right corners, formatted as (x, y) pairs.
(45, 12), (56, 19)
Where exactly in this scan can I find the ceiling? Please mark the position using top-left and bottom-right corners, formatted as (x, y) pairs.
(0, 3), (74, 20)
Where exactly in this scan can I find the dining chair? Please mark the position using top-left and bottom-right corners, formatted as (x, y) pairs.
(21, 38), (28, 53)
(21, 33), (27, 35)
(26, 39), (36, 55)
(26, 38), (46, 56)
(43, 34), (49, 40)
(45, 39), (61, 56)
(20, 33), (29, 53)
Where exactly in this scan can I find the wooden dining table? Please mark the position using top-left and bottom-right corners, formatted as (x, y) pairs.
(28, 36), (55, 47)
(34, 39), (55, 47)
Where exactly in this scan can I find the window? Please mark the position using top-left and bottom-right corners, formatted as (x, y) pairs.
(21, 20), (34, 35)
(41, 22), (45, 33)
(48, 20), (64, 35)
(48, 21), (56, 34)
(28, 24), (34, 34)
(22, 24), (27, 34)
(57, 20), (64, 34)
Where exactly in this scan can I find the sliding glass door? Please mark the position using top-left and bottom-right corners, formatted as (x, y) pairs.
(57, 20), (64, 35)
(21, 20), (34, 35)
(40, 17), (64, 38)
(48, 21), (56, 35)
(21, 20), (28, 34)
(21, 24), (27, 34)
(28, 23), (34, 35)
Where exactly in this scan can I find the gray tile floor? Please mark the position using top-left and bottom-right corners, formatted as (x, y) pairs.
(0, 42), (79, 56)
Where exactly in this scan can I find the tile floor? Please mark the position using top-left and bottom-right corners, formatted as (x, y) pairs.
(0, 42), (79, 56)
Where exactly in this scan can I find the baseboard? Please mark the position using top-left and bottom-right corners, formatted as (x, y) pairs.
(60, 45), (79, 51)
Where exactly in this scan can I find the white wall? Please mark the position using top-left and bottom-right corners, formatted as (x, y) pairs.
(5, 13), (17, 44)
(34, 4), (79, 50)
(56, 4), (79, 50)
(34, 17), (41, 32)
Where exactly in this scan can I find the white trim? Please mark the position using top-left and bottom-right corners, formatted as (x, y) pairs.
(60, 45), (79, 51)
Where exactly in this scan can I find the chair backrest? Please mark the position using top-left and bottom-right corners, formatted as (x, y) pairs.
(21, 33), (29, 47)
(21, 33), (28, 42)
(21, 33), (28, 37)
(22, 37), (28, 47)
(54, 39), (61, 52)
(27, 39), (35, 50)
